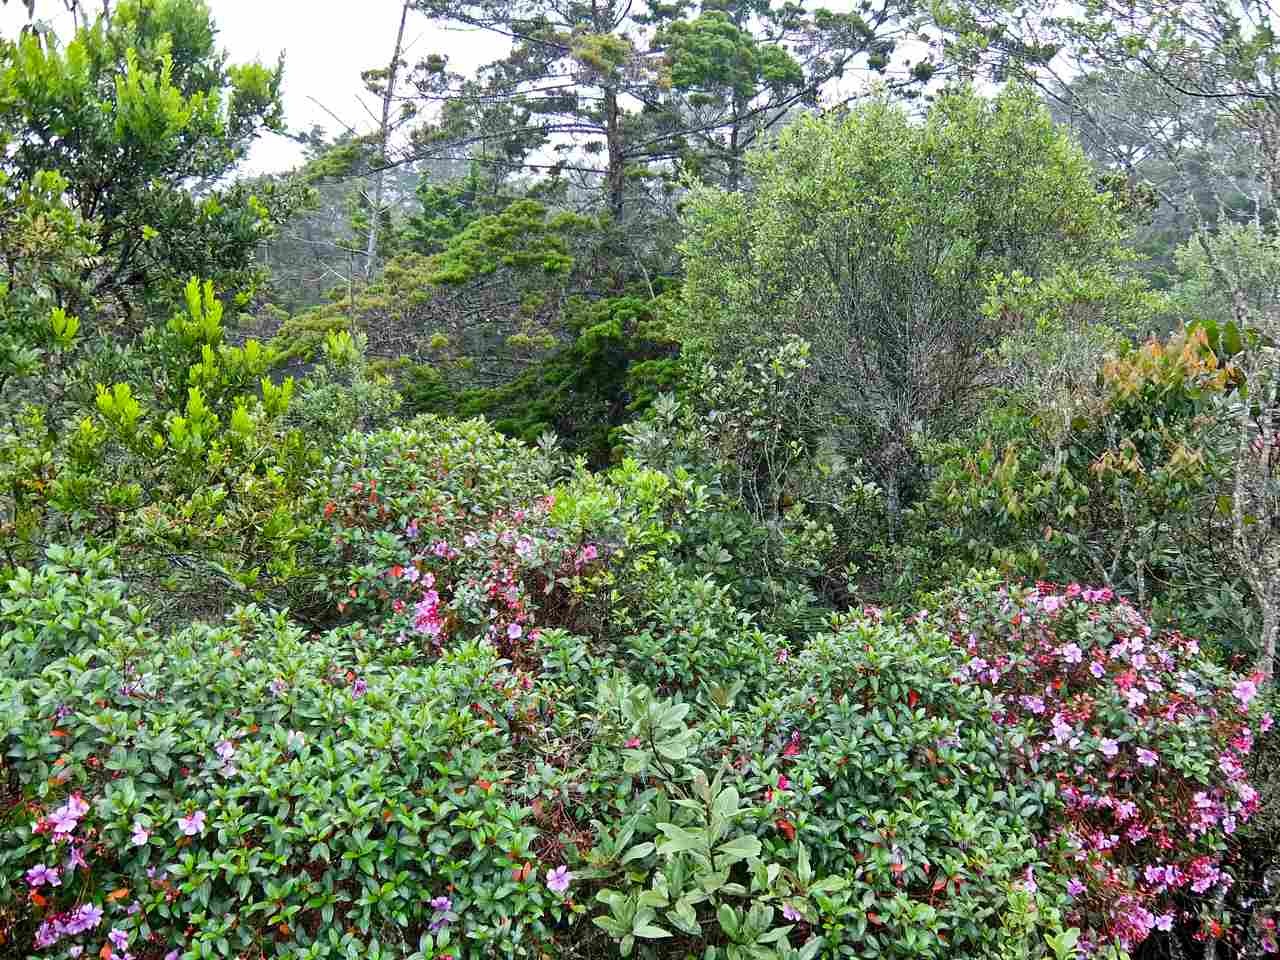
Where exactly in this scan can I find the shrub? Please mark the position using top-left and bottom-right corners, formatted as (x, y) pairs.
(938, 578), (1272, 952)
(1, 564), (580, 960)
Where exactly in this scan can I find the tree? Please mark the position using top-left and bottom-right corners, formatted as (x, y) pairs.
(0, 0), (290, 320)
(406, 0), (931, 220)
(678, 85), (1135, 514)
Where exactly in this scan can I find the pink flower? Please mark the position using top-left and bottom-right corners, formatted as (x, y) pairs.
(131, 822), (150, 846)
(215, 740), (235, 761)
(775, 647), (789, 664)
(177, 810), (206, 836)
(1067, 878), (1085, 896)
(1137, 748), (1158, 767)
(1099, 738), (1119, 759)
(1042, 595), (1063, 614)
(777, 775), (791, 791)
(1060, 642), (1082, 664)
(782, 902), (803, 922)
(546, 865), (572, 893)
(1233, 678), (1259, 709)
(624, 737), (641, 748)
(47, 793), (89, 834)
(1261, 712), (1274, 733)
(507, 622), (523, 640)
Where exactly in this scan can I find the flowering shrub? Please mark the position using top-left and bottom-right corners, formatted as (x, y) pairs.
(940, 578), (1273, 953)
(0, 564), (583, 959)
(6, 411), (1272, 960)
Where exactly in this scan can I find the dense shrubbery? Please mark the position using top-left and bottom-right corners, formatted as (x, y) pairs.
(4, 416), (1272, 959)
(3, 5), (1278, 955)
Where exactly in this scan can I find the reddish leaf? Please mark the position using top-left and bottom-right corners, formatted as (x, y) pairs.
(907, 690), (919, 708)
(775, 818), (796, 841)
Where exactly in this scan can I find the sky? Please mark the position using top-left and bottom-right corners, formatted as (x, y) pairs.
(0, 1), (501, 173)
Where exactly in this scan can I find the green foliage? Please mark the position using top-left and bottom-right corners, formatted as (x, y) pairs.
(899, 323), (1252, 650)
(0, 0), (293, 316)
(679, 84), (1137, 511)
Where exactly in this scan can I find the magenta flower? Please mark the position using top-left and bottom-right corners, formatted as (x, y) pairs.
(624, 737), (641, 748)
(507, 622), (523, 640)
(131, 822), (150, 846)
(1137, 748), (1158, 767)
(25, 863), (60, 887)
(782, 902), (803, 922)
(1067, 878), (1085, 896)
(1262, 712), (1274, 733)
(351, 678), (368, 698)
(546, 865), (572, 893)
(777, 775), (791, 791)
(1041, 595), (1063, 614)
(177, 810), (206, 836)
(430, 896), (452, 912)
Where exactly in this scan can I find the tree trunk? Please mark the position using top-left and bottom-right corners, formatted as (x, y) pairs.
(1261, 592), (1279, 682)
(604, 82), (625, 221)
(364, 0), (411, 281)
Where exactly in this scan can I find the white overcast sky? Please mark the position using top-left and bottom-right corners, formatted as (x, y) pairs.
(0, 1), (501, 173)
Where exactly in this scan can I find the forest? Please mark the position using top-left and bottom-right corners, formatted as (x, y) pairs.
(0, 0), (1278, 957)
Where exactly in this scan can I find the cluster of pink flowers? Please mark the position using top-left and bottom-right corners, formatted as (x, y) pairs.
(382, 494), (606, 663)
(944, 582), (1269, 954)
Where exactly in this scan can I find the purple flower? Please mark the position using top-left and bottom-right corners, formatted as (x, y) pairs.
(127, 900), (141, 916)
(1067, 878), (1085, 897)
(1059, 642), (1082, 664)
(546, 865), (572, 893)
(65, 902), (103, 934)
(68, 947), (84, 959)
(351, 678), (368, 699)
(405, 521), (419, 540)
(131, 822), (150, 846)
(1137, 748), (1158, 767)
(269, 678), (287, 697)
(430, 896), (452, 912)
(177, 810), (206, 836)
(26, 863), (60, 887)
(506, 622), (523, 640)
(215, 740), (235, 761)
(1262, 712), (1274, 733)
(1099, 738), (1119, 759)
(108, 929), (130, 951)
(782, 902), (803, 922)
(165, 951), (182, 960)
(1089, 661), (1106, 678)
